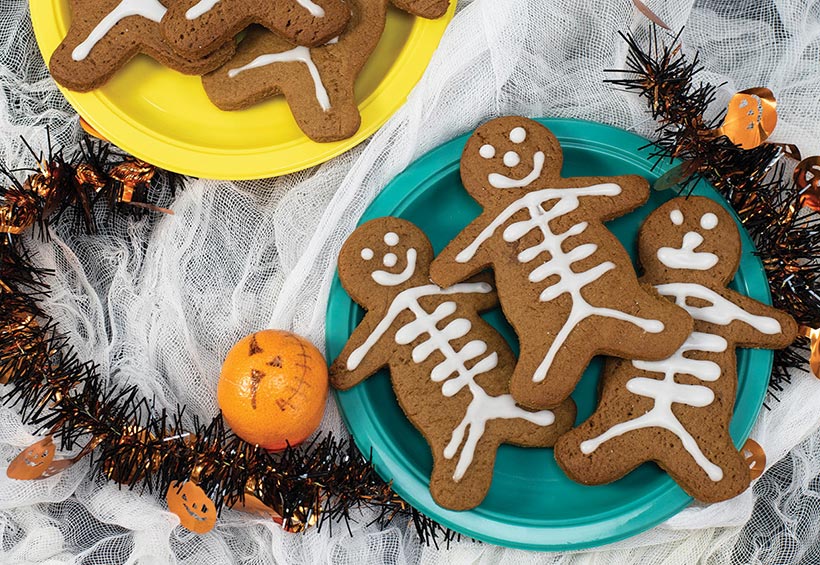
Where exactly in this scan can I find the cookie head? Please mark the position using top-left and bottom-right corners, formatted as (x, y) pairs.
(460, 116), (563, 205)
(638, 196), (740, 285)
(338, 218), (434, 307)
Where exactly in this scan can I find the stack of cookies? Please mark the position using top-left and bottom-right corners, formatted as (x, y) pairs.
(49, 0), (450, 142)
(329, 116), (798, 511)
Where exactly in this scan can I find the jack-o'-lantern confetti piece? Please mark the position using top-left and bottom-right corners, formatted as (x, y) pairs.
(798, 326), (820, 378)
(794, 156), (820, 212)
(167, 480), (218, 534)
(715, 87), (777, 150)
(742, 438), (766, 480)
(769, 142), (802, 162)
(631, 0), (671, 30)
(7, 436), (56, 480)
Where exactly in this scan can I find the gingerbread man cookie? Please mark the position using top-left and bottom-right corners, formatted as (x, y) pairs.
(330, 218), (576, 510)
(160, 0), (352, 59)
(201, 0), (449, 142)
(429, 117), (693, 410)
(554, 196), (797, 502)
(50, 0), (235, 92)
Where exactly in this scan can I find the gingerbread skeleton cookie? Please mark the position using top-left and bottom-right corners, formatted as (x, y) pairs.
(429, 117), (693, 409)
(50, 0), (235, 92)
(330, 218), (575, 510)
(555, 197), (797, 502)
(202, 0), (449, 142)
(160, 0), (351, 58)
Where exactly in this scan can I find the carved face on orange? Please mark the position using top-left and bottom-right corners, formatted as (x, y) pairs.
(166, 481), (217, 534)
(7, 437), (56, 480)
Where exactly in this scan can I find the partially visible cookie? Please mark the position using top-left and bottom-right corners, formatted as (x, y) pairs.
(50, 0), (235, 92)
(554, 196), (797, 502)
(330, 217), (576, 511)
(160, 0), (351, 59)
(201, 0), (383, 142)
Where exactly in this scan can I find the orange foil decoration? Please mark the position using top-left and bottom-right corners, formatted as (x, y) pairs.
(794, 156), (820, 212)
(715, 88), (777, 150)
(798, 326), (820, 379)
(742, 438), (766, 480)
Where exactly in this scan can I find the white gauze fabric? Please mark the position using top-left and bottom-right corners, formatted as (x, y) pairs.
(1, 0), (820, 563)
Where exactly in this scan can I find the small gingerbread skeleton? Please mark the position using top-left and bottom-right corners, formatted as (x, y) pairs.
(202, 0), (449, 142)
(429, 117), (693, 409)
(554, 196), (797, 502)
(330, 218), (575, 510)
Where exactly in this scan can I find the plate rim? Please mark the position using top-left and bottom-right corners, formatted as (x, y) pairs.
(28, 1), (456, 180)
(325, 117), (773, 551)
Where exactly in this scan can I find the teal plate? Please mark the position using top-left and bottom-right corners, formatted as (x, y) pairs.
(324, 118), (772, 551)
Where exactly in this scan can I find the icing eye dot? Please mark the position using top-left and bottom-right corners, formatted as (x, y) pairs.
(670, 210), (684, 225)
(479, 144), (496, 159)
(384, 232), (399, 246)
(700, 213), (718, 230)
(503, 151), (520, 167)
(383, 253), (398, 268)
(509, 127), (527, 143)
(361, 248), (374, 260)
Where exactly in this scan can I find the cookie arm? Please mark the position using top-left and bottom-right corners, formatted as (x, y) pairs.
(721, 289), (798, 349)
(429, 219), (492, 288)
(329, 314), (393, 390)
(578, 174), (650, 221)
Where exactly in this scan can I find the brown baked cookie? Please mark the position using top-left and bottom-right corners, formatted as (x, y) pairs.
(201, 0), (449, 142)
(428, 117), (694, 410)
(49, 0), (235, 92)
(554, 196), (797, 502)
(330, 217), (576, 511)
(160, 0), (351, 58)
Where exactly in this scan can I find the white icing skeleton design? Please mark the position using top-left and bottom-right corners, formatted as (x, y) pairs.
(457, 182), (665, 383)
(72, 0), (167, 61)
(228, 45), (331, 111)
(347, 231), (555, 481)
(580, 281), (780, 481)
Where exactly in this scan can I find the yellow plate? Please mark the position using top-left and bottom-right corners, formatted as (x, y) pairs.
(30, 2), (455, 180)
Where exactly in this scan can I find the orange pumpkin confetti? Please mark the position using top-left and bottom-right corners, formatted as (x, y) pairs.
(218, 330), (328, 451)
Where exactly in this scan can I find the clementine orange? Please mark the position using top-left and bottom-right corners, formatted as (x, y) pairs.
(218, 330), (328, 450)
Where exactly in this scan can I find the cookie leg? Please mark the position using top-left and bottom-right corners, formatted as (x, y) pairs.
(509, 336), (592, 410)
(655, 430), (750, 502)
(428, 437), (502, 511)
(280, 75), (361, 143)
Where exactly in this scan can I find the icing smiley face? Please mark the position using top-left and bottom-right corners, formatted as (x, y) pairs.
(338, 219), (434, 307)
(360, 231), (418, 286)
(460, 117), (563, 204)
(639, 197), (740, 284)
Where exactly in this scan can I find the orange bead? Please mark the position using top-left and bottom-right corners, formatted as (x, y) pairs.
(218, 330), (328, 451)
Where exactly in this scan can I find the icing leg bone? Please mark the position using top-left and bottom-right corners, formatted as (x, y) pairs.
(555, 196), (797, 503)
(331, 218), (575, 510)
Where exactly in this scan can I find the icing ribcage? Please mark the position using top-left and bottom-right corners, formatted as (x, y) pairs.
(346, 283), (555, 482)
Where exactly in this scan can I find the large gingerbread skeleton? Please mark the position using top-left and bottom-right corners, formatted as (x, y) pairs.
(429, 117), (693, 409)
(554, 197), (797, 502)
(330, 218), (575, 510)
